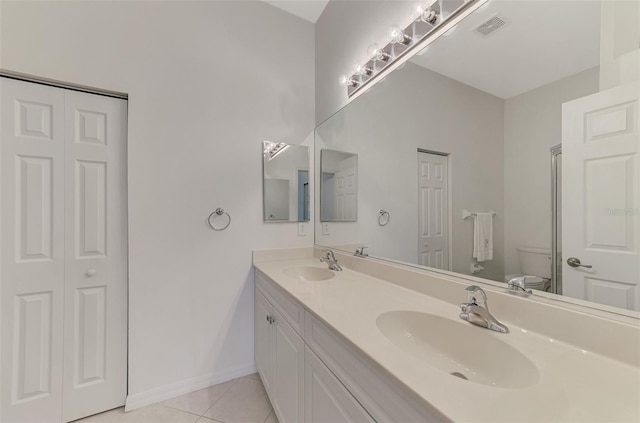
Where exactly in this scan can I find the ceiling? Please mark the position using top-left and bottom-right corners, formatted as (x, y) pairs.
(410, 0), (601, 99)
(262, 0), (330, 23)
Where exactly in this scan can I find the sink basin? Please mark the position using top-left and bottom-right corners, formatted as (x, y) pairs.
(376, 311), (539, 388)
(282, 266), (335, 282)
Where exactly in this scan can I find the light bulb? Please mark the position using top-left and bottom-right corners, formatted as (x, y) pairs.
(411, 2), (425, 20)
(354, 63), (372, 76)
(412, 1), (439, 24)
(367, 43), (390, 62)
(387, 24), (411, 45)
(338, 74), (357, 87)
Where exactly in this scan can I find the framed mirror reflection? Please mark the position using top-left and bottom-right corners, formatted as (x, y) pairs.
(263, 141), (310, 222)
(320, 149), (358, 222)
(314, 0), (640, 315)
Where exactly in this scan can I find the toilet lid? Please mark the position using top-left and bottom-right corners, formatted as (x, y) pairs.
(505, 274), (547, 287)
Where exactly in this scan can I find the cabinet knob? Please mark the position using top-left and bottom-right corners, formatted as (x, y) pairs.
(86, 269), (96, 277)
(269, 316), (275, 324)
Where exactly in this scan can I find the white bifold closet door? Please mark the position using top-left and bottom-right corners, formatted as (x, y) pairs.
(0, 77), (127, 423)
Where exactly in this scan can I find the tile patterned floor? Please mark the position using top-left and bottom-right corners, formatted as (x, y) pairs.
(74, 373), (278, 423)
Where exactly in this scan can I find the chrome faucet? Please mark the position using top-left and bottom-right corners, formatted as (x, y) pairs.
(507, 275), (532, 296)
(320, 249), (343, 271)
(459, 285), (509, 333)
(354, 246), (368, 257)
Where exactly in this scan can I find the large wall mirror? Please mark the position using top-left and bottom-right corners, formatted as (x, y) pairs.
(263, 141), (310, 222)
(315, 0), (640, 315)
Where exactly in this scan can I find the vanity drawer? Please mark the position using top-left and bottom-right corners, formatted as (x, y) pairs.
(304, 311), (448, 423)
(256, 271), (305, 337)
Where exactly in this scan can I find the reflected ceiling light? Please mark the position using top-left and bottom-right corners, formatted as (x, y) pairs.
(263, 141), (290, 160)
(354, 63), (373, 76)
(412, 1), (440, 25)
(387, 24), (412, 45)
(443, 25), (457, 36)
(367, 43), (390, 62)
(416, 45), (430, 56)
(339, 74), (358, 87)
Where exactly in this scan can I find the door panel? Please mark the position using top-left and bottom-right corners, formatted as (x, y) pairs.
(16, 155), (54, 261)
(13, 292), (54, 403)
(418, 152), (449, 270)
(562, 82), (639, 310)
(63, 90), (127, 422)
(1, 78), (65, 423)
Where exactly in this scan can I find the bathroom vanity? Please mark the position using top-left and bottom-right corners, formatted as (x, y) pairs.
(253, 248), (640, 423)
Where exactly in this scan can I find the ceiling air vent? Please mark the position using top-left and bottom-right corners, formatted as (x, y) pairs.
(474, 15), (510, 38)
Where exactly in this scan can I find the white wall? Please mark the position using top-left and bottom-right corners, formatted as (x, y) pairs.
(0, 0), (314, 408)
(316, 63), (506, 281)
(503, 67), (599, 275)
(315, 0), (415, 124)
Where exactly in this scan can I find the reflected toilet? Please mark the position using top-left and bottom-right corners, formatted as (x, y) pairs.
(505, 247), (552, 292)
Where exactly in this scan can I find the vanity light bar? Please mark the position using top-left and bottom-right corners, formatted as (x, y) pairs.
(343, 0), (488, 99)
(263, 141), (290, 160)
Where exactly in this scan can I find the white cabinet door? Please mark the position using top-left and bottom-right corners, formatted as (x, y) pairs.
(562, 83), (639, 310)
(1, 77), (66, 423)
(255, 289), (273, 393)
(271, 309), (304, 423)
(304, 346), (373, 423)
(62, 90), (128, 421)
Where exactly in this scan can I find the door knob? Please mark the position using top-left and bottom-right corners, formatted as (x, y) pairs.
(86, 269), (97, 277)
(567, 257), (592, 269)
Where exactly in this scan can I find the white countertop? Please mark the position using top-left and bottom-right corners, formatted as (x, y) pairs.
(254, 257), (640, 423)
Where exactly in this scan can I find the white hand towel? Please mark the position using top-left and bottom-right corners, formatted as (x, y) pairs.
(473, 213), (493, 262)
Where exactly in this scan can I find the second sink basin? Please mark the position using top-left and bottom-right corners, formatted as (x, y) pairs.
(282, 266), (335, 282)
(376, 310), (539, 388)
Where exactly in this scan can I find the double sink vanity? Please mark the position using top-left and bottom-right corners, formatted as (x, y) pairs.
(253, 248), (640, 423)
(257, 2), (640, 420)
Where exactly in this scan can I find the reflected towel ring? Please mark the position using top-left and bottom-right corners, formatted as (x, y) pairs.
(208, 208), (231, 231)
(378, 209), (390, 226)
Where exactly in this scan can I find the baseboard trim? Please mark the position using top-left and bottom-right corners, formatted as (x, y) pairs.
(124, 362), (257, 412)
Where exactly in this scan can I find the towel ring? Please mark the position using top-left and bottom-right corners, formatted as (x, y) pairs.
(208, 208), (231, 231)
(378, 209), (390, 226)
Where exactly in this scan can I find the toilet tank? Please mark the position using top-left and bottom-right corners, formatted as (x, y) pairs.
(517, 247), (552, 279)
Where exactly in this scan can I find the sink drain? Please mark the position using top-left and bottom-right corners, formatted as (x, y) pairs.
(450, 372), (468, 381)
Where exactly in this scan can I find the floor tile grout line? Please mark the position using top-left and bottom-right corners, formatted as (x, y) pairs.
(199, 376), (240, 418)
(160, 403), (204, 418)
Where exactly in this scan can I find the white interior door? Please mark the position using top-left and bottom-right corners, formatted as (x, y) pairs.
(418, 152), (449, 270)
(1, 77), (66, 423)
(1, 77), (127, 422)
(62, 89), (128, 421)
(562, 82), (639, 311)
(334, 156), (357, 220)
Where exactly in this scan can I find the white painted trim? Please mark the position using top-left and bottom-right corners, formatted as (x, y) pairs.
(124, 363), (257, 412)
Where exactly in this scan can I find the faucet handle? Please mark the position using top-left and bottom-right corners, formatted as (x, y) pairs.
(465, 285), (488, 306)
(323, 249), (335, 259)
(354, 247), (368, 257)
